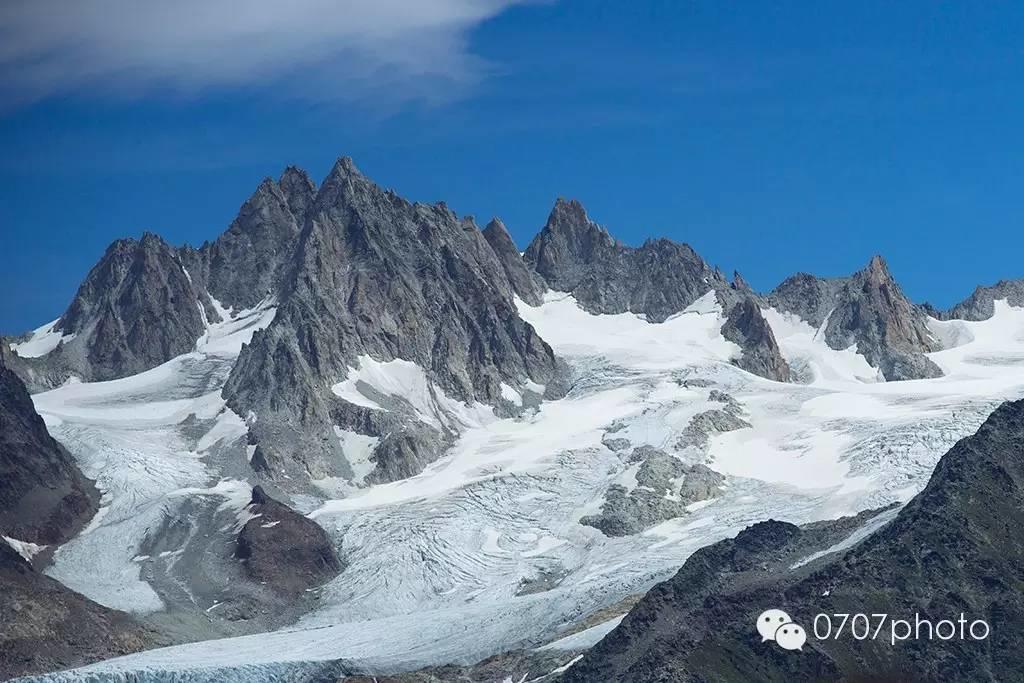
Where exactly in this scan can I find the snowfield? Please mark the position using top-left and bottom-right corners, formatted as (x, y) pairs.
(20, 294), (1024, 682)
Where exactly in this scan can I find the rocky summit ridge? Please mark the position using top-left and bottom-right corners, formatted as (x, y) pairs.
(770, 255), (942, 380)
(7, 154), (1002, 489)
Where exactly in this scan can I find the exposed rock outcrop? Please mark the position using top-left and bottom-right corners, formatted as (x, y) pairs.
(181, 167), (314, 311)
(235, 486), (342, 596)
(564, 398), (1024, 682)
(522, 198), (791, 382)
(482, 217), (544, 306)
(0, 348), (153, 680)
(946, 279), (1024, 321)
(768, 272), (849, 329)
(581, 446), (724, 536)
(822, 256), (942, 380)
(770, 256), (941, 380)
(0, 347), (98, 546)
(721, 296), (791, 381)
(17, 233), (210, 385)
(523, 198), (731, 323)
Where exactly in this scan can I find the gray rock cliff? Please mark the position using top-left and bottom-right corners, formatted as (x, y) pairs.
(482, 217), (544, 306)
(524, 198), (731, 323)
(946, 279), (1024, 321)
(770, 256), (942, 380)
(0, 347), (98, 546)
(26, 233), (209, 384)
(224, 157), (566, 482)
(721, 296), (791, 382)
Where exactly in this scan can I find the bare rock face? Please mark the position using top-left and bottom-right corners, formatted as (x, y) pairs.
(946, 279), (1024, 321)
(768, 272), (849, 328)
(235, 486), (342, 596)
(225, 157), (565, 482)
(770, 256), (941, 380)
(581, 446), (724, 536)
(823, 256), (942, 380)
(721, 296), (791, 382)
(523, 198), (731, 323)
(36, 232), (209, 383)
(482, 217), (544, 306)
(10, 168), (314, 388)
(565, 398), (1024, 683)
(181, 167), (315, 311)
(0, 347), (98, 545)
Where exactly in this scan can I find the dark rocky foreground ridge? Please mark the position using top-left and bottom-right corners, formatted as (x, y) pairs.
(1, 348), (155, 680)
(0, 347), (97, 546)
(561, 398), (1024, 682)
(0, 542), (157, 681)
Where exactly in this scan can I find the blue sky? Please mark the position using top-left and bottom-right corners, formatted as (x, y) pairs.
(2, 1), (1024, 333)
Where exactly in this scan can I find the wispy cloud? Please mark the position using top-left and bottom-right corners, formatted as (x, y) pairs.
(0, 0), (527, 107)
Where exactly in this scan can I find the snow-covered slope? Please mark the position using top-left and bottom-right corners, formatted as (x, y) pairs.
(21, 295), (1024, 682)
(32, 299), (275, 615)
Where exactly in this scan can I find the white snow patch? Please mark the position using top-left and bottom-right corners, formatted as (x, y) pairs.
(331, 355), (496, 430)
(332, 427), (380, 485)
(791, 506), (900, 569)
(9, 318), (76, 358)
(3, 536), (47, 562)
(195, 296), (277, 356)
(516, 291), (740, 371)
(538, 615), (626, 651)
(762, 307), (881, 385)
(501, 382), (523, 406)
(524, 379), (546, 395)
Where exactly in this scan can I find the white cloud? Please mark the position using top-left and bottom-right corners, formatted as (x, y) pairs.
(0, 0), (527, 106)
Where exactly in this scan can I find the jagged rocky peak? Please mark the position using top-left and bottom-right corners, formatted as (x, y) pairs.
(0, 347), (98, 546)
(40, 231), (207, 383)
(523, 197), (619, 292)
(769, 256), (941, 381)
(768, 271), (849, 328)
(524, 197), (730, 323)
(731, 270), (754, 295)
(278, 165), (317, 219)
(192, 169), (313, 311)
(947, 278), (1024, 321)
(567, 398), (1024, 682)
(521, 197), (788, 381)
(823, 254), (942, 380)
(482, 217), (544, 306)
(224, 156), (565, 483)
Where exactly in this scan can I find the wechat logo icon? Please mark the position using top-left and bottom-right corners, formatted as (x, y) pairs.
(757, 609), (807, 651)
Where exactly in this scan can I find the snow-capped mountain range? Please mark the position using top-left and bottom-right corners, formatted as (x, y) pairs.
(3, 157), (1024, 681)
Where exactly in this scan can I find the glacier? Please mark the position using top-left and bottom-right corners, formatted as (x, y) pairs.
(18, 295), (1024, 682)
